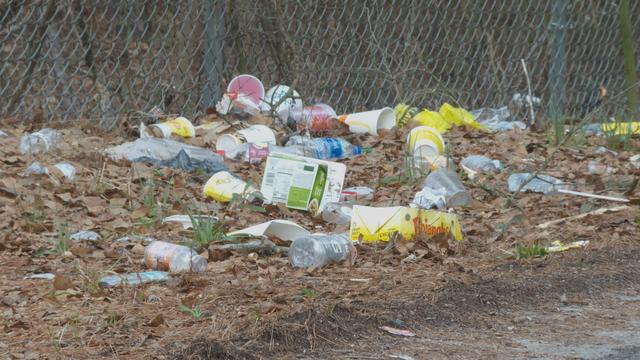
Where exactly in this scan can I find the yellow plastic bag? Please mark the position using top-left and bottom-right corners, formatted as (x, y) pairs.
(413, 109), (452, 133)
(439, 103), (487, 131)
(394, 103), (419, 128)
(600, 122), (640, 136)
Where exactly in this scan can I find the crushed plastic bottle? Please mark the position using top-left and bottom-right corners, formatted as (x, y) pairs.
(98, 271), (170, 288)
(144, 240), (208, 273)
(224, 142), (312, 162)
(471, 107), (527, 132)
(285, 136), (362, 160)
(460, 155), (502, 179)
(291, 104), (338, 133)
(19, 128), (60, 154)
(288, 233), (356, 268)
(321, 202), (353, 225)
(23, 162), (76, 181)
(417, 169), (471, 208)
(507, 173), (569, 194)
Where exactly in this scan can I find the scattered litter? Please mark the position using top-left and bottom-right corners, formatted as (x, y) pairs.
(350, 206), (463, 242)
(19, 128), (60, 154)
(70, 230), (101, 242)
(107, 137), (223, 163)
(0, 130), (7, 137)
(439, 103), (487, 130)
(98, 271), (170, 288)
(416, 169), (471, 208)
(507, 173), (569, 194)
(586, 160), (616, 175)
(227, 220), (310, 242)
(401, 254), (418, 263)
(349, 278), (371, 283)
(261, 85), (303, 122)
(289, 233), (356, 268)
(144, 240), (208, 273)
(24, 273), (55, 280)
(460, 155), (502, 179)
(135, 148), (227, 174)
(261, 152), (345, 212)
(216, 124), (276, 154)
(216, 238), (287, 255)
(338, 108), (395, 135)
(286, 135), (363, 160)
(379, 326), (416, 337)
(142, 117), (195, 138)
(321, 202), (353, 225)
(629, 154), (640, 169)
(24, 162), (76, 181)
(291, 104), (338, 133)
(203, 171), (260, 203)
(594, 146), (618, 155)
(406, 126), (447, 170)
(217, 74), (264, 116)
(546, 240), (589, 253)
(340, 186), (374, 202)
(471, 107), (527, 132)
(512, 93), (541, 107)
(585, 121), (640, 137)
(162, 215), (218, 230)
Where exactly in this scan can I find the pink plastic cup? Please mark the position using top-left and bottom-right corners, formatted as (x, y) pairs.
(226, 74), (265, 106)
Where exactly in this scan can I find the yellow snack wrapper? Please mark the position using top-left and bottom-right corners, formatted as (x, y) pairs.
(439, 103), (487, 131)
(600, 122), (640, 136)
(349, 205), (463, 242)
(413, 110), (452, 134)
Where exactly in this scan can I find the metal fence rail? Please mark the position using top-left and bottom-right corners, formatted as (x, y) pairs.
(1, 0), (638, 128)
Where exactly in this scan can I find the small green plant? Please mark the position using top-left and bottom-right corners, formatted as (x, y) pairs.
(187, 211), (227, 250)
(105, 312), (122, 328)
(139, 179), (169, 227)
(35, 221), (71, 257)
(514, 244), (548, 259)
(177, 304), (203, 319)
(300, 288), (318, 299)
(228, 179), (266, 213)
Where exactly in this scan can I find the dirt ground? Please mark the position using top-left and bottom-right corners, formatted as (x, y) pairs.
(1, 116), (639, 359)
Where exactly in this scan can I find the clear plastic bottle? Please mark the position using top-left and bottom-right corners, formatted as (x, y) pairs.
(321, 202), (353, 225)
(144, 241), (208, 273)
(286, 136), (361, 160)
(98, 271), (170, 288)
(19, 128), (60, 154)
(288, 233), (356, 268)
(460, 155), (502, 179)
(224, 142), (312, 162)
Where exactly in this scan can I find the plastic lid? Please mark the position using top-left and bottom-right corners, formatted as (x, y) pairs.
(352, 146), (362, 155)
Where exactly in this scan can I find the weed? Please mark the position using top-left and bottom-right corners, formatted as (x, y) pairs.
(105, 312), (122, 327)
(139, 179), (168, 227)
(177, 304), (203, 319)
(35, 221), (72, 257)
(186, 211), (227, 250)
(300, 288), (318, 299)
(514, 244), (548, 259)
(228, 179), (266, 213)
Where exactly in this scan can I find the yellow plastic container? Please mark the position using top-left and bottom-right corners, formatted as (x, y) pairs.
(203, 171), (256, 202)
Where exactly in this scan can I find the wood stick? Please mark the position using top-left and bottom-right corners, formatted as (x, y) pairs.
(537, 205), (630, 229)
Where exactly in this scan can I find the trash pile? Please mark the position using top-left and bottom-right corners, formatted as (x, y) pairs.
(3, 73), (640, 358)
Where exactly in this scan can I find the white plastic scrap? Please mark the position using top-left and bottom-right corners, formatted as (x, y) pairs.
(70, 230), (101, 242)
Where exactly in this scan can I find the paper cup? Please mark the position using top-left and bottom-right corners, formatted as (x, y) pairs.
(261, 85), (303, 121)
(227, 74), (265, 106)
(151, 117), (195, 138)
(216, 124), (276, 153)
(203, 171), (256, 202)
(338, 108), (395, 136)
(407, 126), (446, 169)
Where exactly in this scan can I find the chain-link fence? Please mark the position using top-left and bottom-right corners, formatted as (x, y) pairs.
(1, 0), (639, 128)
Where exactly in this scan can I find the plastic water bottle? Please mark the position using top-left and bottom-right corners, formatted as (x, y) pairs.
(144, 241), (208, 273)
(98, 271), (170, 288)
(19, 128), (60, 154)
(289, 233), (356, 268)
(286, 136), (361, 160)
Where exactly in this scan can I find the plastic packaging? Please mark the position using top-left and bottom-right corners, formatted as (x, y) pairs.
(98, 271), (170, 288)
(136, 148), (227, 175)
(24, 162), (76, 181)
(144, 241), (208, 273)
(418, 169), (471, 208)
(70, 230), (101, 242)
(321, 202), (353, 225)
(291, 104), (338, 133)
(288, 233), (356, 268)
(19, 128), (60, 154)
(340, 186), (375, 202)
(471, 107), (527, 132)
(107, 137), (222, 163)
(460, 155), (502, 179)
(286, 136), (362, 160)
(507, 173), (568, 194)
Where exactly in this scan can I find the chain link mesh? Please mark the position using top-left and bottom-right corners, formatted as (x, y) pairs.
(1, 0), (639, 127)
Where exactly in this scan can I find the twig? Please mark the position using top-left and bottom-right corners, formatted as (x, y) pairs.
(557, 189), (629, 202)
(520, 59), (536, 128)
(536, 205), (630, 229)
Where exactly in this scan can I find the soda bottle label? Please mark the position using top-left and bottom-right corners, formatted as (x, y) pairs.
(322, 138), (344, 159)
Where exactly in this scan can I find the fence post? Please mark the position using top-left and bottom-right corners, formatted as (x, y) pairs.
(548, 0), (568, 121)
(202, 0), (225, 109)
(619, 0), (639, 120)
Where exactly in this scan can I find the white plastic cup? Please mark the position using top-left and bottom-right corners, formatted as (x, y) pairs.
(216, 124), (276, 153)
(338, 108), (395, 136)
(227, 74), (265, 106)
